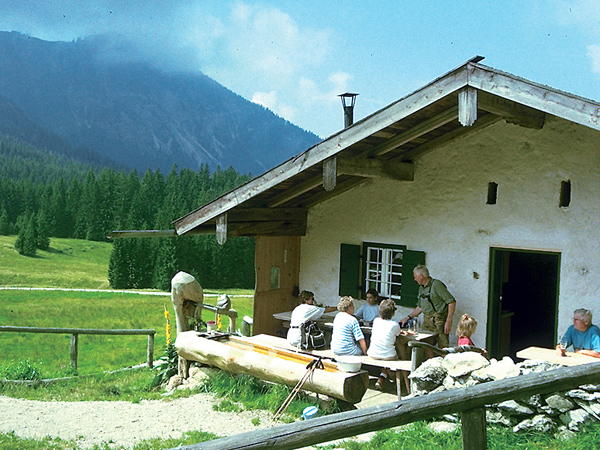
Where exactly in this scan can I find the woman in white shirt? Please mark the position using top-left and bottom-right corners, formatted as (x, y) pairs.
(287, 290), (336, 348)
(367, 299), (401, 390)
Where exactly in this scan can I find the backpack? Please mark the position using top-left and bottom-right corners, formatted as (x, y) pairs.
(301, 321), (326, 350)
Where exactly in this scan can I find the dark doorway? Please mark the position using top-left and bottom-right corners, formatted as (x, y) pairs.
(487, 248), (560, 359)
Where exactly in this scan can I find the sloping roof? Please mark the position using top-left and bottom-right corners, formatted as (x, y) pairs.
(169, 57), (600, 238)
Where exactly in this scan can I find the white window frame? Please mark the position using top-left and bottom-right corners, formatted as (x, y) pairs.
(363, 242), (405, 301)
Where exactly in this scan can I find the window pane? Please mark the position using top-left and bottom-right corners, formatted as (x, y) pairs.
(364, 244), (404, 302)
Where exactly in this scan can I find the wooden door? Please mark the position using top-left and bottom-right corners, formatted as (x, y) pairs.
(253, 236), (301, 336)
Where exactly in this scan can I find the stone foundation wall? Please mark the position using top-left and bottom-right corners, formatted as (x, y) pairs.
(408, 353), (600, 437)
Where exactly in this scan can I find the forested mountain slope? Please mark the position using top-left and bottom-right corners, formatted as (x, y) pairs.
(0, 31), (320, 176)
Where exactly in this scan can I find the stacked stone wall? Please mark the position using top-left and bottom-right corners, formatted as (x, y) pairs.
(408, 353), (600, 437)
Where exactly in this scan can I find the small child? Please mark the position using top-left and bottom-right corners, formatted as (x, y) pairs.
(456, 314), (478, 346)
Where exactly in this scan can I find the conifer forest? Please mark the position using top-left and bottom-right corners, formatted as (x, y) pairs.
(0, 134), (255, 290)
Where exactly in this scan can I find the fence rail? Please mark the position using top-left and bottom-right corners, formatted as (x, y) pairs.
(0, 326), (156, 369)
(169, 361), (600, 450)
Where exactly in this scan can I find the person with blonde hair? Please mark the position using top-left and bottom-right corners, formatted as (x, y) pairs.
(331, 296), (367, 356)
(556, 308), (600, 358)
(367, 299), (402, 390)
(456, 314), (478, 346)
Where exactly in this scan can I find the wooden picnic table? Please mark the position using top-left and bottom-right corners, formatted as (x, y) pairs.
(273, 310), (438, 398)
(516, 346), (600, 366)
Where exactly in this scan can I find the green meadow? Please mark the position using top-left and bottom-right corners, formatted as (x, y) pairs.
(0, 235), (253, 377)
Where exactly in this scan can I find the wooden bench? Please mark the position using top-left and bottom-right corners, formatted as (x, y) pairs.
(251, 334), (413, 399)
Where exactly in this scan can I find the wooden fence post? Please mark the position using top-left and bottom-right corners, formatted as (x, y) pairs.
(461, 407), (487, 450)
(70, 333), (78, 370)
(147, 333), (154, 368)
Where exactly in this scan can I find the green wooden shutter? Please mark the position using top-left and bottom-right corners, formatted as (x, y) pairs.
(339, 244), (360, 297)
(399, 249), (426, 307)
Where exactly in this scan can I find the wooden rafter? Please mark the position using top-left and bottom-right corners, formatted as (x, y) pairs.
(338, 158), (414, 181)
(367, 106), (459, 158)
(477, 91), (545, 129)
(400, 113), (501, 161)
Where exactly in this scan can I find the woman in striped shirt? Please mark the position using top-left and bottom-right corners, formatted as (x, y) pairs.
(331, 296), (367, 356)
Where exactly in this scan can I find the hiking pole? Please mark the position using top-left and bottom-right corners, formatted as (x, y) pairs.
(271, 357), (323, 423)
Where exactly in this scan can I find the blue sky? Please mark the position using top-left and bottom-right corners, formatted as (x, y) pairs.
(1, 1), (600, 138)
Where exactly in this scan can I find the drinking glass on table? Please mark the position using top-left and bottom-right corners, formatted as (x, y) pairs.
(557, 336), (567, 356)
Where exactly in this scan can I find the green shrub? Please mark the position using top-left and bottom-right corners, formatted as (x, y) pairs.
(0, 360), (43, 381)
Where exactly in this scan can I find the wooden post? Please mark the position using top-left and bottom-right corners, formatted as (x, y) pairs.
(70, 333), (78, 370)
(147, 333), (154, 368)
(461, 407), (487, 450)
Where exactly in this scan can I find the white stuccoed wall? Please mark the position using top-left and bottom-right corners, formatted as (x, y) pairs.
(299, 116), (600, 348)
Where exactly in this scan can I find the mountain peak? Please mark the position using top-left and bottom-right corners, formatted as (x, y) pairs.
(0, 31), (320, 176)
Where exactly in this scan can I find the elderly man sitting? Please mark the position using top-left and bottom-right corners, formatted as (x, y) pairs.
(556, 308), (600, 358)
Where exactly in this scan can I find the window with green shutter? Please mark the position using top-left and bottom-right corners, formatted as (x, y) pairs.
(339, 242), (424, 306)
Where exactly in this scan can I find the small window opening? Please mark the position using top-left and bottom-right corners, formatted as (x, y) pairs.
(270, 265), (280, 289)
(487, 182), (498, 205)
(559, 180), (571, 207)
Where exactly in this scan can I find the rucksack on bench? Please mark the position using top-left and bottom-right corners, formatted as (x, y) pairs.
(301, 321), (326, 350)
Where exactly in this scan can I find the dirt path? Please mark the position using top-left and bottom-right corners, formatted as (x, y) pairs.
(0, 393), (275, 448)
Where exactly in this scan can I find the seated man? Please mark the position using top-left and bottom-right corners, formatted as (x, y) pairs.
(556, 308), (600, 358)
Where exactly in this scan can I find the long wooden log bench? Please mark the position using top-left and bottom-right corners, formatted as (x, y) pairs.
(251, 334), (413, 399)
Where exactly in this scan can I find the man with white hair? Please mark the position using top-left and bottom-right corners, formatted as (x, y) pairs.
(556, 308), (600, 358)
(399, 265), (456, 348)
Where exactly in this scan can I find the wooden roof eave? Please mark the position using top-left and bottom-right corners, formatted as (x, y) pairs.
(173, 64), (472, 235)
(468, 63), (600, 132)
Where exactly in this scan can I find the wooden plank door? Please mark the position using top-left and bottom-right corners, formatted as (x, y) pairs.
(253, 236), (301, 336)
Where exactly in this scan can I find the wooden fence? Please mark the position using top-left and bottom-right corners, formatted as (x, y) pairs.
(0, 326), (156, 369)
(168, 361), (600, 450)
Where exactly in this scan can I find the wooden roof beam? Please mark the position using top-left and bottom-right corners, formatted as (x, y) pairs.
(338, 157), (414, 181)
(108, 229), (177, 239)
(268, 176), (323, 208)
(304, 177), (367, 208)
(401, 112), (502, 161)
(181, 220), (307, 237)
(367, 106), (459, 158)
(228, 207), (308, 222)
(477, 91), (545, 129)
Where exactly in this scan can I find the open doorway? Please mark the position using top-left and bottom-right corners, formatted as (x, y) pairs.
(487, 248), (560, 359)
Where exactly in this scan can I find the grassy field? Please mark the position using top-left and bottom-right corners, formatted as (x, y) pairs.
(0, 235), (253, 377)
(0, 289), (253, 376)
(0, 235), (113, 288)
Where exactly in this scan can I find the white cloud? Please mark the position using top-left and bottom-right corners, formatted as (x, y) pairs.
(252, 90), (278, 110)
(225, 3), (331, 81)
(252, 90), (297, 123)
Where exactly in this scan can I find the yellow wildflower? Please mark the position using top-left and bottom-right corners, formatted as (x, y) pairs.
(164, 306), (172, 345)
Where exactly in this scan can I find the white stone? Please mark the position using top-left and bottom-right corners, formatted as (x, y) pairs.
(428, 421), (459, 433)
(521, 394), (543, 408)
(545, 394), (575, 413)
(560, 408), (592, 431)
(441, 352), (489, 378)
(497, 400), (535, 416)
(471, 356), (520, 382)
(486, 410), (512, 426)
(513, 415), (555, 433)
(518, 359), (562, 375)
(408, 357), (446, 391)
(565, 389), (600, 401)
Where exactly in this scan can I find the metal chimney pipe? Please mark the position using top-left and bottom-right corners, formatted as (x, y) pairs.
(338, 93), (359, 128)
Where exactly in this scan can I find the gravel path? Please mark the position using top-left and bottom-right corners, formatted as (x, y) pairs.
(0, 393), (276, 448)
